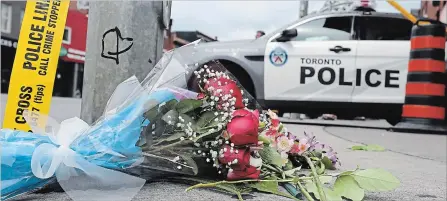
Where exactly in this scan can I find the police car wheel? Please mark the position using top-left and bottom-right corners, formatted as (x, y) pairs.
(217, 60), (256, 98)
(386, 117), (401, 126)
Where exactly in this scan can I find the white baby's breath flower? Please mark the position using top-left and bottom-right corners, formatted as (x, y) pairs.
(210, 102), (215, 106)
(177, 166), (182, 170)
(180, 137), (185, 141)
(206, 158), (211, 162)
(211, 151), (217, 158)
(173, 156), (180, 162)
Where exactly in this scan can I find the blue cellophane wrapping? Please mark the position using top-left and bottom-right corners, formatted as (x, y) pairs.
(1, 89), (177, 200)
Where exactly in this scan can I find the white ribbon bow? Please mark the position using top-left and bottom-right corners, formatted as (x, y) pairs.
(25, 114), (146, 201)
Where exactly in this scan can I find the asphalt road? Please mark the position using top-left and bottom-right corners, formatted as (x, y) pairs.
(2, 95), (447, 201)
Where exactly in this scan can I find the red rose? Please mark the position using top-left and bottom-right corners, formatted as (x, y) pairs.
(197, 93), (206, 100)
(271, 118), (280, 128)
(227, 109), (260, 145)
(227, 165), (261, 181)
(204, 77), (244, 109)
(218, 145), (250, 167)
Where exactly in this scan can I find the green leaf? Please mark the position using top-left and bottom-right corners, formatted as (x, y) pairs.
(196, 111), (218, 128)
(339, 170), (355, 177)
(324, 188), (343, 201)
(259, 146), (283, 167)
(284, 166), (302, 177)
(162, 109), (179, 125)
(178, 154), (199, 175)
(159, 99), (179, 115)
(164, 132), (185, 142)
(250, 180), (301, 201)
(259, 121), (266, 129)
(351, 144), (386, 152)
(334, 175), (365, 201)
(351, 168), (400, 192)
(278, 124), (284, 132)
(179, 114), (196, 129)
(321, 156), (336, 170)
(319, 175), (333, 184)
(175, 99), (203, 114)
(258, 135), (271, 145)
(193, 128), (219, 142)
(305, 181), (342, 201)
(251, 180), (279, 192)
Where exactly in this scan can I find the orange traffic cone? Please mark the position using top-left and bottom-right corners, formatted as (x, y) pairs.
(393, 19), (447, 134)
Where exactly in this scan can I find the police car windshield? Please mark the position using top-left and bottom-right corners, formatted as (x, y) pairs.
(261, 13), (321, 39)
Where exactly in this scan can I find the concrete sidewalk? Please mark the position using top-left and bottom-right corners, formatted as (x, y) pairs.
(8, 122), (447, 201)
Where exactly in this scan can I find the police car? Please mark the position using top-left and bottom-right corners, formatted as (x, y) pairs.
(187, 10), (447, 126)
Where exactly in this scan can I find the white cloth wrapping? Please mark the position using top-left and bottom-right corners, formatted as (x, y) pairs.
(24, 114), (146, 201)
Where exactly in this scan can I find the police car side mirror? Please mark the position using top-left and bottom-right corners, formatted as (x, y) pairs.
(276, 29), (298, 42)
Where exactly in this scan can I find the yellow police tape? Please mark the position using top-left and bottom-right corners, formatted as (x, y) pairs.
(2, 0), (70, 132)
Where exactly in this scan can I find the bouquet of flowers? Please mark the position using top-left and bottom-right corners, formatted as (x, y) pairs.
(1, 40), (400, 201)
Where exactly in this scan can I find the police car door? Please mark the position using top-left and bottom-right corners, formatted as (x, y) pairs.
(264, 14), (358, 102)
(352, 15), (413, 104)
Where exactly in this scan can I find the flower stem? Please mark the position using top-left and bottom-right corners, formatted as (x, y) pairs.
(304, 156), (328, 201)
(262, 163), (281, 174)
(296, 181), (315, 201)
(186, 179), (294, 192)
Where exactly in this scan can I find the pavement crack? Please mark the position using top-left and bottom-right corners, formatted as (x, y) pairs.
(322, 126), (440, 162)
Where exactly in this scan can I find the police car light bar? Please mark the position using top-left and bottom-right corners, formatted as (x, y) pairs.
(353, 0), (377, 11)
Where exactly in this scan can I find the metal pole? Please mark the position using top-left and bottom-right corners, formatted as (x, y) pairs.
(72, 63), (79, 97)
(81, 1), (171, 124)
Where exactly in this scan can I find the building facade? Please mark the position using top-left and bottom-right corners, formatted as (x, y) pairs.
(420, 0), (446, 24)
(163, 29), (218, 51)
(1, 1), (88, 97)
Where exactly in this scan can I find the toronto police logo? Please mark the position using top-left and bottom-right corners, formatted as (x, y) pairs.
(269, 47), (288, 66)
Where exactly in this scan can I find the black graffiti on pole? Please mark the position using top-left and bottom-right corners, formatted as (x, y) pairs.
(101, 27), (134, 64)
